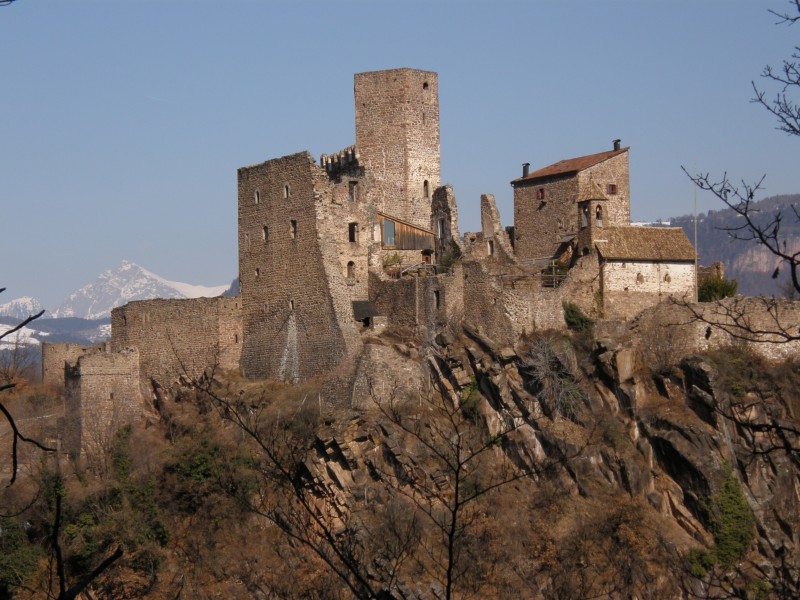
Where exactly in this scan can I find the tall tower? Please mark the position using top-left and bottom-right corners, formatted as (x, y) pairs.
(355, 69), (440, 229)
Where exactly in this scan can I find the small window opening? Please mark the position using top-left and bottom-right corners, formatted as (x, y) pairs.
(607, 183), (618, 195)
(348, 222), (358, 243)
(664, 273), (672, 283)
(234, 333), (239, 344)
(110, 392), (114, 400)
(595, 206), (603, 228)
(581, 205), (589, 228)
(262, 225), (269, 242)
(348, 181), (358, 202)
(255, 268), (260, 278)
(488, 240), (495, 256)
(383, 219), (396, 246)
(636, 272), (645, 284)
(434, 290), (441, 309)
(283, 185), (290, 199)
(290, 220), (297, 239)
(536, 188), (545, 201)
(289, 299), (294, 311)
(423, 81), (429, 90)
(347, 261), (355, 279)
(423, 180), (430, 199)
(438, 218), (446, 239)
(254, 190), (261, 204)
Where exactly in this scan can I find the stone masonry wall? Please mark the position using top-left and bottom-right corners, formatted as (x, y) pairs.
(63, 347), (142, 461)
(602, 261), (695, 320)
(238, 152), (360, 381)
(355, 69), (440, 230)
(111, 297), (241, 391)
(513, 150), (630, 261)
(513, 174), (578, 261)
(639, 297), (800, 362)
(431, 185), (463, 259)
(41, 342), (108, 387)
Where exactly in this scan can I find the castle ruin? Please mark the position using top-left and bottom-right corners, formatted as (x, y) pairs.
(44, 68), (705, 459)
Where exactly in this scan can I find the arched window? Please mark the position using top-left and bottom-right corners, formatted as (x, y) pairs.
(347, 261), (355, 279)
(423, 180), (430, 199)
(283, 184), (290, 199)
(254, 190), (261, 204)
(581, 204), (589, 228)
(262, 225), (268, 242)
(595, 205), (603, 227)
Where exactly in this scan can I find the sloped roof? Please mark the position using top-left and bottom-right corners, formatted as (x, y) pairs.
(511, 148), (628, 186)
(596, 227), (696, 262)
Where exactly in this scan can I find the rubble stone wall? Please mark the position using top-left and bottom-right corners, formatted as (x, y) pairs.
(41, 342), (108, 387)
(111, 297), (241, 390)
(603, 261), (695, 320)
(63, 348), (142, 460)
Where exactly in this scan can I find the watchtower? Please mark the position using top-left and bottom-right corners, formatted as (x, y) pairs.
(355, 69), (440, 230)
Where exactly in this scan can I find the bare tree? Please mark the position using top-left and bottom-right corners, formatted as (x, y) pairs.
(685, 2), (800, 300)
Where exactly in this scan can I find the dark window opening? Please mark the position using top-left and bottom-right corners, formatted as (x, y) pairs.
(255, 190), (261, 204)
(347, 261), (355, 279)
(536, 188), (545, 200)
(234, 333), (239, 344)
(595, 206), (603, 228)
(255, 268), (260, 278)
(348, 222), (358, 243)
(607, 183), (618, 195)
(289, 299), (294, 311)
(423, 180), (430, 199)
(290, 220), (297, 239)
(581, 204), (589, 228)
(423, 81), (429, 90)
(283, 185), (290, 199)
(434, 290), (441, 309)
(348, 181), (358, 202)
(488, 240), (495, 256)
(262, 225), (269, 242)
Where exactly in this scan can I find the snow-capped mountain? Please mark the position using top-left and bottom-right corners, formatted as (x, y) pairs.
(0, 296), (46, 320)
(51, 261), (229, 320)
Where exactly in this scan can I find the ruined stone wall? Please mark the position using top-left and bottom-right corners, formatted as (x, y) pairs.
(480, 194), (516, 263)
(513, 174), (579, 261)
(63, 348), (142, 461)
(238, 152), (360, 381)
(41, 342), (108, 387)
(602, 261), (695, 320)
(431, 185), (463, 259)
(111, 297), (241, 390)
(461, 261), (532, 344)
(355, 69), (440, 230)
(369, 268), (463, 343)
(529, 254), (601, 330)
(639, 297), (800, 362)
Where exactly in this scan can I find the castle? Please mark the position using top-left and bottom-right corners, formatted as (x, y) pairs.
(42, 68), (699, 459)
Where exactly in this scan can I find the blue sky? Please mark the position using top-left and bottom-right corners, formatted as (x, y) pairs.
(1, 0), (797, 309)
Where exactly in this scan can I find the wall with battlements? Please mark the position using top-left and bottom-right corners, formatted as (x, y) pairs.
(111, 297), (241, 391)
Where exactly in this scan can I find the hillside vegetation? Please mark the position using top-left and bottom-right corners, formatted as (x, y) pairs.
(1, 321), (798, 599)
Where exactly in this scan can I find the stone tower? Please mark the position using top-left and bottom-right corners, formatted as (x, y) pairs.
(355, 69), (440, 230)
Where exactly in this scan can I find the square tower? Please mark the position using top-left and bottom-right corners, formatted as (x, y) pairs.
(355, 69), (440, 230)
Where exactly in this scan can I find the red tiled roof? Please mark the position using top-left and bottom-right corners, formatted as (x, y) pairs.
(595, 227), (696, 262)
(511, 148), (628, 185)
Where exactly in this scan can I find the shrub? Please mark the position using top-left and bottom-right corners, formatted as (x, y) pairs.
(708, 466), (755, 568)
(563, 302), (593, 333)
(698, 275), (738, 302)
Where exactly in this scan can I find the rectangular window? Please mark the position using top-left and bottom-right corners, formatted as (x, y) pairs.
(438, 218), (445, 239)
(348, 222), (358, 243)
(536, 188), (545, 200)
(434, 290), (441, 309)
(488, 240), (495, 256)
(607, 184), (618, 195)
(383, 220), (396, 246)
(348, 181), (358, 202)
(290, 220), (297, 239)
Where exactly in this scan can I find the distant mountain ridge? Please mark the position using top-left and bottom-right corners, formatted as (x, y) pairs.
(51, 261), (229, 320)
(668, 194), (800, 297)
(0, 296), (45, 320)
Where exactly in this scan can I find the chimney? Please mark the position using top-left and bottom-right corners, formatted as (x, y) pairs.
(522, 162), (530, 177)
(613, 139), (621, 151)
